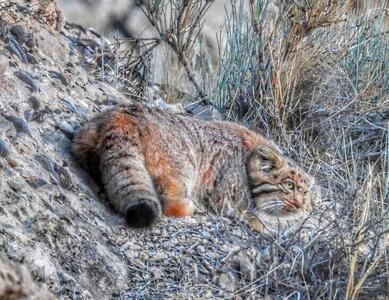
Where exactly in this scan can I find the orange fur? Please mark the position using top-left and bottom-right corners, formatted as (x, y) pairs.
(164, 201), (193, 217)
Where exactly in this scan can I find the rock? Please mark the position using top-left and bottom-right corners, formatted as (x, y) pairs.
(0, 55), (8, 80)
(151, 267), (163, 280)
(186, 103), (223, 121)
(28, 96), (41, 110)
(202, 290), (214, 299)
(26, 53), (38, 64)
(150, 252), (168, 263)
(57, 120), (77, 140)
(24, 175), (49, 188)
(14, 70), (38, 92)
(197, 245), (205, 254)
(49, 70), (69, 86)
(230, 252), (255, 281)
(10, 24), (28, 44)
(218, 272), (236, 292)
(3, 114), (31, 134)
(0, 139), (9, 158)
(5, 35), (28, 64)
(124, 250), (138, 261)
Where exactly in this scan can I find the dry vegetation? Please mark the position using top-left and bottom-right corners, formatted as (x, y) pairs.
(102, 0), (388, 298)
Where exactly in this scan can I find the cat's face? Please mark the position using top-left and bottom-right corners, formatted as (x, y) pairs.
(247, 146), (314, 218)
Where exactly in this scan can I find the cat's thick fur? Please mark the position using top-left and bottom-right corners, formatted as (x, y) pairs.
(72, 104), (313, 227)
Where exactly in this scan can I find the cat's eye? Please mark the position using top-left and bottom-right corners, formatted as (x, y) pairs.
(285, 182), (295, 190)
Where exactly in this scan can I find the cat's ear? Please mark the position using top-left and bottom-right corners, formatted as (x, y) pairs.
(250, 146), (283, 172)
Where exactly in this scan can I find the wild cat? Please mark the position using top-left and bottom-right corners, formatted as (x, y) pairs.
(72, 103), (314, 228)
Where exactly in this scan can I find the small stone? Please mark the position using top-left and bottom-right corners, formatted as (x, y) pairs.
(197, 245), (205, 253)
(7, 179), (24, 192)
(24, 175), (48, 189)
(57, 120), (76, 140)
(150, 267), (163, 280)
(129, 243), (142, 251)
(10, 25), (27, 44)
(150, 252), (168, 263)
(218, 272), (236, 292)
(18, 4), (33, 15)
(220, 245), (230, 252)
(5, 35), (28, 64)
(233, 252), (255, 281)
(3, 114), (30, 134)
(0, 139), (9, 158)
(14, 70), (38, 92)
(202, 290), (213, 299)
(7, 159), (18, 168)
(28, 96), (41, 110)
(186, 103), (223, 121)
(49, 70), (68, 86)
(0, 55), (8, 80)
(26, 53), (38, 64)
(248, 217), (264, 233)
(124, 250), (138, 261)
(58, 271), (76, 284)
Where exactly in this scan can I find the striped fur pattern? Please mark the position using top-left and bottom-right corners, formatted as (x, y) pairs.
(72, 103), (314, 227)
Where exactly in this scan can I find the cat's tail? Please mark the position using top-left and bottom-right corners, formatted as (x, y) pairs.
(100, 142), (162, 227)
(98, 110), (161, 227)
(73, 109), (161, 227)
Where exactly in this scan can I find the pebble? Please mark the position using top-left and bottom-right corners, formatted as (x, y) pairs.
(28, 96), (41, 110)
(58, 271), (76, 284)
(26, 53), (38, 64)
(14, 70), (38, 92)
(8, 179), (24, 192)
(3, 114), (30, 134)
(150, 252), (168, 263)
(231, 252), (255, 281)
(24, 175), (48, 189)
(57, 120), (76, 140)
(151, 267), (163, 280)
(49, 70), (69, 86)
(0, 55), (9, 80)
(0, 139), (9, 158)
(124, 250), (138, 261)
(10, 25), (27, 44)
(218, 272), (236, 292)
(5, 35), (28, 64)
(197, 245), (205, 253)
(24, 110), (34, 122)
(31, 111), (45, 123)
(202, 290), (213, 299)
(17, 4), (33, 15)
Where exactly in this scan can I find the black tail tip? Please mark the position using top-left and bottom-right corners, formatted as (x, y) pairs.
(125, 199), (160, 228)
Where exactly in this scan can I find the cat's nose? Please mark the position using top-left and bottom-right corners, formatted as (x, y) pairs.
(291, 198), (304, 209)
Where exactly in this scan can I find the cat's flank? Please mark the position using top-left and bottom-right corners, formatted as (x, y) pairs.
(72, 103), (313, 228)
